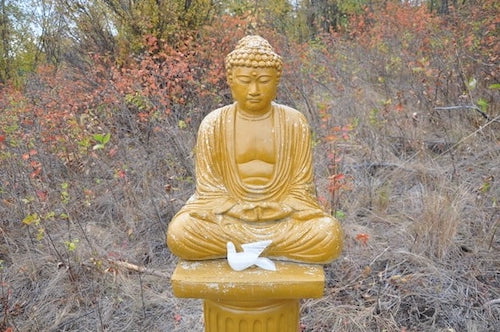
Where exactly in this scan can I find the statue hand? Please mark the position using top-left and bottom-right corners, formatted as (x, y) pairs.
(226, 203), (259, 222)
(225, 202), (295, 222)
(257, 202), (293, 221)
(190, 211), (218, 223)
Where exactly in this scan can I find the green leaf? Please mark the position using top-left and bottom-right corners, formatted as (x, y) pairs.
(477, 98), (489, 112)
(92, 133), (110, 150)
(78, 137), (91, 148)
(44, 211), (56, 219)
(92, 133), (104, 143)
(36, 228), (45, 241)
(488, 83), (500, 89)
(334, 210), (346, 219)
(65, 239), (79, 252)
(92, 133), (110, 144)
(102, 133), (111, 144)
(22, 213), (40, 225)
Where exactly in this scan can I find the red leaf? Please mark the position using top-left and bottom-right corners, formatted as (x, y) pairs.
(108, 148), (118, 158)
(355, 233), (370, 245)
(30, 168), (42, 179)
(36, 190), (48, 201)
(329, 173), (345, 181)
(137, 112), (149, 122)
(116, 170), (126, 179)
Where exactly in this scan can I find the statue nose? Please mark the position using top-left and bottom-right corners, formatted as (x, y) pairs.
(249, 82), (260, 95)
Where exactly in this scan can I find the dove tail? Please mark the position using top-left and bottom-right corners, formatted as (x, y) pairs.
(255, 257), (276, 271)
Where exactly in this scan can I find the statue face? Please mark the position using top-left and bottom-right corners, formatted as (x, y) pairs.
(229, 66), (278, 114)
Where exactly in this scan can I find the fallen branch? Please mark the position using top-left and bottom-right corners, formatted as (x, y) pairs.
(483, 298), (500, 307)
(434, 105), (490, 120)
(109, 259), (170, 279)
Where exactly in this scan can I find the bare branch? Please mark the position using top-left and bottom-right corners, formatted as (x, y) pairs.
(434, 105), (490, 120)
(109, 259), (170, 279)
(483, 298), (500, 307)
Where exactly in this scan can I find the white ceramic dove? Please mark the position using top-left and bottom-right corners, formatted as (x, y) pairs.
(226, 240), (276, 271)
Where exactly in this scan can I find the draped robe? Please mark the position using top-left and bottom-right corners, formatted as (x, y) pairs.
(166, 103), (343, 263)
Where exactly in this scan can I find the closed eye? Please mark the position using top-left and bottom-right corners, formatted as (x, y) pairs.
(258, 76), (272, 83)
(236, 76), (251, 84)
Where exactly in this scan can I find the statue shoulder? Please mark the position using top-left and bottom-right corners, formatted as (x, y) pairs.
(274, 103), (309, 126)
(198, 104), (233, 131)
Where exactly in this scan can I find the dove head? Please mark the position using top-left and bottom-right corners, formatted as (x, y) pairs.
(226, 241), (236, 253)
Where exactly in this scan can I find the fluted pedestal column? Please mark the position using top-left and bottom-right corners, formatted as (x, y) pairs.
(171, 260), (325, 332)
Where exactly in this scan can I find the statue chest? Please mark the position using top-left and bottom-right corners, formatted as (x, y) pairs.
(234, 117), (276, 185)
(234, 117), (275, 164)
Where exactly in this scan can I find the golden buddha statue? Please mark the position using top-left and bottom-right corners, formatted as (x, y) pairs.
(166, 35), (343, 264)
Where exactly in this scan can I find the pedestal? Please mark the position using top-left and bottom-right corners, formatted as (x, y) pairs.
(171, 260), (325, 332)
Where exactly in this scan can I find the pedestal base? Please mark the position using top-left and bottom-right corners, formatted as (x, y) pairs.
(204, 299), (299, 332)
(171, 260), (324, 332)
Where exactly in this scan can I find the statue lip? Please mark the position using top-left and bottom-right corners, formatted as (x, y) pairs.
(247, 98), (262, 103)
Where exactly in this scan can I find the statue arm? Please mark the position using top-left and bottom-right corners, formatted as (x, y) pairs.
(280, 111), (324, 214)
(188, 109), (238, 213)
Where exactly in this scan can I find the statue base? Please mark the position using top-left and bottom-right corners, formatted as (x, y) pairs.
(204, 299), (299, 331)
(171, 260), (325, 332)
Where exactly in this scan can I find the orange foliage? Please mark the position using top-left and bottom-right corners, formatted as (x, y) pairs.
(1, 4), (496, 174)
(355, 233), (370, 246)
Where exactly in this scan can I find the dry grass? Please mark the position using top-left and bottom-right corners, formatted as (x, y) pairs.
(1, 41), (499, 332)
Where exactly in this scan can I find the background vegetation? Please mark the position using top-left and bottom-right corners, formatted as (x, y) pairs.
(0, 0), (498, 331)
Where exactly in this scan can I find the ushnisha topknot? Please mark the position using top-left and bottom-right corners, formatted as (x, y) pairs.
(225, 35), (283, 77)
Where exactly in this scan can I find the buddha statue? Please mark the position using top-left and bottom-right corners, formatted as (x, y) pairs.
(166, 35), (343, 264)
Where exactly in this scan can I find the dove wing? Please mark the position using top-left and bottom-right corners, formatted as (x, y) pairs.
(241, 240), (272, 255)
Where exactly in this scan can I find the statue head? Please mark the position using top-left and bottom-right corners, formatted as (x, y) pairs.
(225, 35), (283, 80)
(225, 36), (282, 114)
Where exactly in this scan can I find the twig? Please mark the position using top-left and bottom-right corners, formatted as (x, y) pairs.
(109, 260), (169, 279)
(138, 274), (147, 321)
(53, 310), (96, 331)
(483, 298), (500, 307)
(434, 105), (490, 120)
(369, 246), (391, 266)
(432, 114), (500, 160)
(488, 219), (498, 251)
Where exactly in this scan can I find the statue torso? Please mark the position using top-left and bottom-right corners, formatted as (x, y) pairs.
(234, 111), (275, 186)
